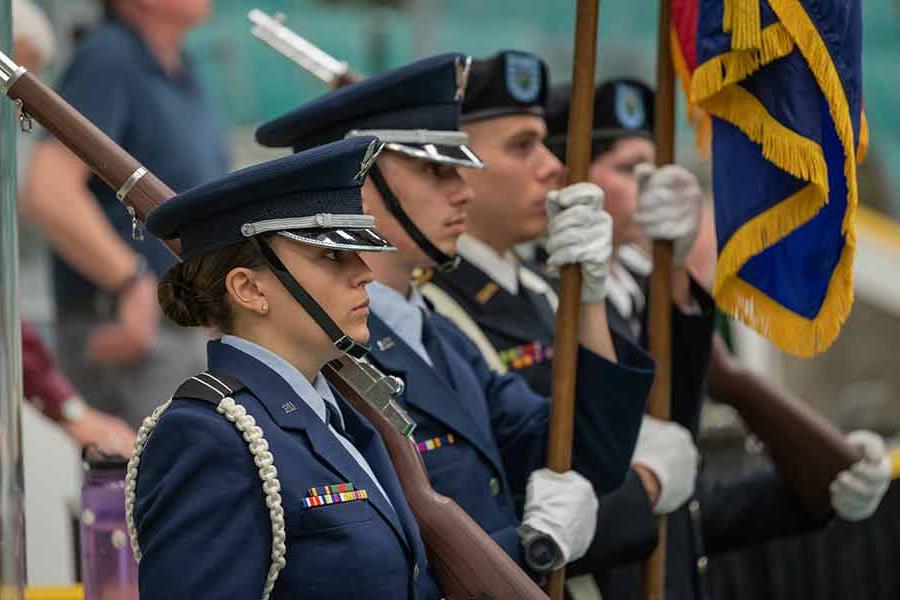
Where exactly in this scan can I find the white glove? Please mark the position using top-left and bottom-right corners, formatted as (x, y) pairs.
(830, 430), (891, 522)
(521, 468), (599, 567)
(635, 163), (703, 266)
(545, 182), (613, 304)
(631, 416), (699, 515)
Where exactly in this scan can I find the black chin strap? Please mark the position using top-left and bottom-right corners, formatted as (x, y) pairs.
(254, 238), (370, 359)
(368, 163), (460, 272)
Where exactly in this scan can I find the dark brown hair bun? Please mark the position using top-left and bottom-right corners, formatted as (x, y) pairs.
(158, 262), (207, 327)
(156, 240), (268, 333)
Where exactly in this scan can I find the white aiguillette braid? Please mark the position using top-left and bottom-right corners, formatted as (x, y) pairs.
(124, 397), (171, 563)
(124, 372), (287, 600)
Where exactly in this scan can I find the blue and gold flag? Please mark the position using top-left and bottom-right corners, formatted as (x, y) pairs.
(691, 0), (867, 356)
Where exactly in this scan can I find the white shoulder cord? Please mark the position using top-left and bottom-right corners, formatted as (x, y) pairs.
(124, 375), (287, 600)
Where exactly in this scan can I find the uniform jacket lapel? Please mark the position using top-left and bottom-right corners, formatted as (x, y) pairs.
(337, 396), (427, 566)
(366, 315), (505, 478)
(207, 342), (412, 555)
(432, 258), (553, 346)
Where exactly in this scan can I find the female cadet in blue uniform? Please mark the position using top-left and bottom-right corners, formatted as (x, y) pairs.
(125, 137), (435, 600)
(256, 53), (656, 580)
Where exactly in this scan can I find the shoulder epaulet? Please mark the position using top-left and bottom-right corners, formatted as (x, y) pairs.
(172, 370), (246, 405)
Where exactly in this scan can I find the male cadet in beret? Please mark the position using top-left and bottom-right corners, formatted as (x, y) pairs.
(418, 51), (698, 597)
(257, 53), (656, 582)
(542, 79), (892, 600)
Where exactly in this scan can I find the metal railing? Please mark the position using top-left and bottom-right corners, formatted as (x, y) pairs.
(0, 0), (26, 597)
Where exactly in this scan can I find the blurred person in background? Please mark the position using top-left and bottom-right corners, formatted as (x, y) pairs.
(12, 0), (54, 181)
(13, 0), (135, 456)
(20, 0), (229, 428)
(22, 322), (135, 457)
(12, 0), (54, 82)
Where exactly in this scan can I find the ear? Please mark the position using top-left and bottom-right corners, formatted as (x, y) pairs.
(225, 267), (270, 317)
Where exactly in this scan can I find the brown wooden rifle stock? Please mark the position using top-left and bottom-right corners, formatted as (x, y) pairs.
(707, 334), (861, 517)
(326, 360), (547, 599)
(0, 55), (545, 599)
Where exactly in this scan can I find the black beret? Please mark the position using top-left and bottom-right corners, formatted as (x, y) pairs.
(545, 78), (655, 160)
(461, 50), (549, 124)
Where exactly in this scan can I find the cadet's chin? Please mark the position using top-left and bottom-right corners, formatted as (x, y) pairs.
(525, 211), (548, 236)
(511, 216), (548, 248)
(437, 235), (461, 258)
(347, 321), (371, 345)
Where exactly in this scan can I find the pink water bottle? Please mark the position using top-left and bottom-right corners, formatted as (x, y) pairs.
(79, 446), (138, 600)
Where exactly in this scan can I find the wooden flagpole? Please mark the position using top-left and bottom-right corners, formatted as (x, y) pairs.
(546, 0), (601, 598)
(643, 0), (676, 598)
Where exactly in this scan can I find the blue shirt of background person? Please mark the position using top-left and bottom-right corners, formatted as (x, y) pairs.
(50, 15), (229, 308)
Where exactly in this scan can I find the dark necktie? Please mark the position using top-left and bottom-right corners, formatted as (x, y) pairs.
(324, 401), (355, 444)
(518, 281), (556, 337)
(419, 309), (453, 387)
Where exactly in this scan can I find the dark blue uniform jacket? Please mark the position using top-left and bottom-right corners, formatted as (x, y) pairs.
(134, 341), (437, 599)
(366, 310), (655, 569)
(603, 279), (830, 600)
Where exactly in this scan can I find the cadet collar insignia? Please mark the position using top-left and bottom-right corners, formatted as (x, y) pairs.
(302, 482), (368, 508)
(615, 82), (646, 130)
(281, 401), (297, 414)
(499, 341), (554, 371)
(355, 139), (385, 182)
(455, 55), (473, 101)
(412, 266), (434, 286)
(376, 337), (395, 351)
(475, 281), (500, 304)
(506, 54), (542, 103)
(416, 433), (456, 454)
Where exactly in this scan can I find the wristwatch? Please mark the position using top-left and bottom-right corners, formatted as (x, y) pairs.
(518, 525), (562, 575)
(113, 255), (150, 299)
(61, 396), (88, 424)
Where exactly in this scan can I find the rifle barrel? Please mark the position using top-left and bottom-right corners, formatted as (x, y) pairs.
(248, 9), (349, 85)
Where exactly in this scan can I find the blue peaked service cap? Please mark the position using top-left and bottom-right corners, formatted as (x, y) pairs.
(146, 137), (394, 261)
(256, 53), (483, 169)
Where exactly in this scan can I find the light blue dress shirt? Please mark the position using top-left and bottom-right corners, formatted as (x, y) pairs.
(366, 281), (433, 367)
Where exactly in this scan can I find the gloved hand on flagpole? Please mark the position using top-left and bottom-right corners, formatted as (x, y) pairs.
(830, 430), (891, 521)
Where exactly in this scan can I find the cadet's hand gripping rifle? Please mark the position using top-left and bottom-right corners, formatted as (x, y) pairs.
(0, 51), (546, 600)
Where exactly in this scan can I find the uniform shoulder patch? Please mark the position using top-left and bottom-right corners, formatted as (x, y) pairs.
(506, 53), (542, 103)
(615, 82), (646, 130)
